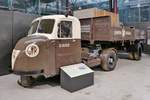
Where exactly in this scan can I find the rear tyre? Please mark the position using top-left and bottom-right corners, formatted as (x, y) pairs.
(100, 49), (118, 71)
(134, 43), (142, 60)
(128, 52), (134, 60)
(128, 43), (142, 60)
(18, 76), (35, 88)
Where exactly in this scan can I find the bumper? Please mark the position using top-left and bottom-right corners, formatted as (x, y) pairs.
(13, 70), (43, 75)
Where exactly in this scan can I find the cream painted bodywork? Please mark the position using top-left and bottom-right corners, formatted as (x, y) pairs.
(30, 15), (81, 40)
(12, 50), (21, 69)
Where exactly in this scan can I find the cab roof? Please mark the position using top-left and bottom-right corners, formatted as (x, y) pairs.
(32, 15), (79, 23)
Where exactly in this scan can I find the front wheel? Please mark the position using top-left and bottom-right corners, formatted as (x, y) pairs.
(100, 49), (118, 71)
(18, 76), (35, 88)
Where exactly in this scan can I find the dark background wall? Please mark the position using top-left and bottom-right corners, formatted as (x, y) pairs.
(0, 0), (67, 75)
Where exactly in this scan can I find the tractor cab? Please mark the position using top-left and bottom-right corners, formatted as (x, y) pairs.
(12, 15), (81, 87)
(27, 15), (81, 40)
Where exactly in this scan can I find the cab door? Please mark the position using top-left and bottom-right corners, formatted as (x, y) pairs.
(55, 20), (81, 72)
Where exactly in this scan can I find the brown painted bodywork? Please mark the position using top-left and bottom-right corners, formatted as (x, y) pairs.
(74, 8), (146, 43)
(80, 16), (146, 43)
(13, 35), (81, 77)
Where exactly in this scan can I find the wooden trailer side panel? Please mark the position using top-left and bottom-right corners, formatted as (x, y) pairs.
(124, 27), (134, 40)
(112, 27), (123, 41)
(80, 16), (145, 42)
(81, 16), (114, 42)
(134, 29), (146, 40)
(92, 16), (113, 41)
(112, 26), (134, 41)
(80, 19), (92, 41)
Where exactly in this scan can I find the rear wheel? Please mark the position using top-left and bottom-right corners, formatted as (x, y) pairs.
(128, 52), (134, 60)
(18, 76), (35, 88)
(134, 43), (142, 60)
(100, 49), (118, 71)
(128, 43), (142, 60)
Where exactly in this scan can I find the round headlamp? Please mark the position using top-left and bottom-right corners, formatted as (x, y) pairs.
(25, 43), (39, 57)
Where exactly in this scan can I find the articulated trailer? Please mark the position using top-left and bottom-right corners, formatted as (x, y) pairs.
(74, 8), (146, 61)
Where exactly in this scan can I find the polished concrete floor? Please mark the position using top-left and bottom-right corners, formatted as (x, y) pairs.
(0, 54), (150, 100)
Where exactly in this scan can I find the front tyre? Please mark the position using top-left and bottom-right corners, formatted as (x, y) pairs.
(100, 49), (118, 71)
(18, 76), (35, 88)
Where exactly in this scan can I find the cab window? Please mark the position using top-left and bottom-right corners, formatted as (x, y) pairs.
(58, 21), (72, 38)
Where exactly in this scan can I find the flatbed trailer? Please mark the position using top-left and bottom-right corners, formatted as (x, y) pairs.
(74, 8), (146, 61)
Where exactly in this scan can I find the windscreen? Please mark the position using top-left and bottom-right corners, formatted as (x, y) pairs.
(28, 19), (55, 35)
(28, 21), (39, 35)
(38, 19), (55, 34)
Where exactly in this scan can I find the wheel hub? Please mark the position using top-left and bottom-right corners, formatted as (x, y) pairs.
(108, 57), (114, 66)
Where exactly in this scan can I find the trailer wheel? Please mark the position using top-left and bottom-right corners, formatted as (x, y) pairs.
(128, 52), (134, 60)
(134, 43), (142, 61)
(100, 49), (118, 71)
(18, 76), (34, 88)
(129, 43), (142, 60)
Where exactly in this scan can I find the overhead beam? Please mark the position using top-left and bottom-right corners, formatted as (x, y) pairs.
(109, 0), (118, 14)
(109, 0), (113, 12)
(40, 0), (55, 3)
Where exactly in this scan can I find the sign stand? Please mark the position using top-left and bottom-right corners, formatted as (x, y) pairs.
(60, 63), (94, 92)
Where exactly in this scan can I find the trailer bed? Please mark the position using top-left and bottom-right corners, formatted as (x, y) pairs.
(74, 8), (146, 43)
(80, 16), (145, 42)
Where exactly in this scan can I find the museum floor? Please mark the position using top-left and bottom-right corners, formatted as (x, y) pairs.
(0, 54), (150, 100)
